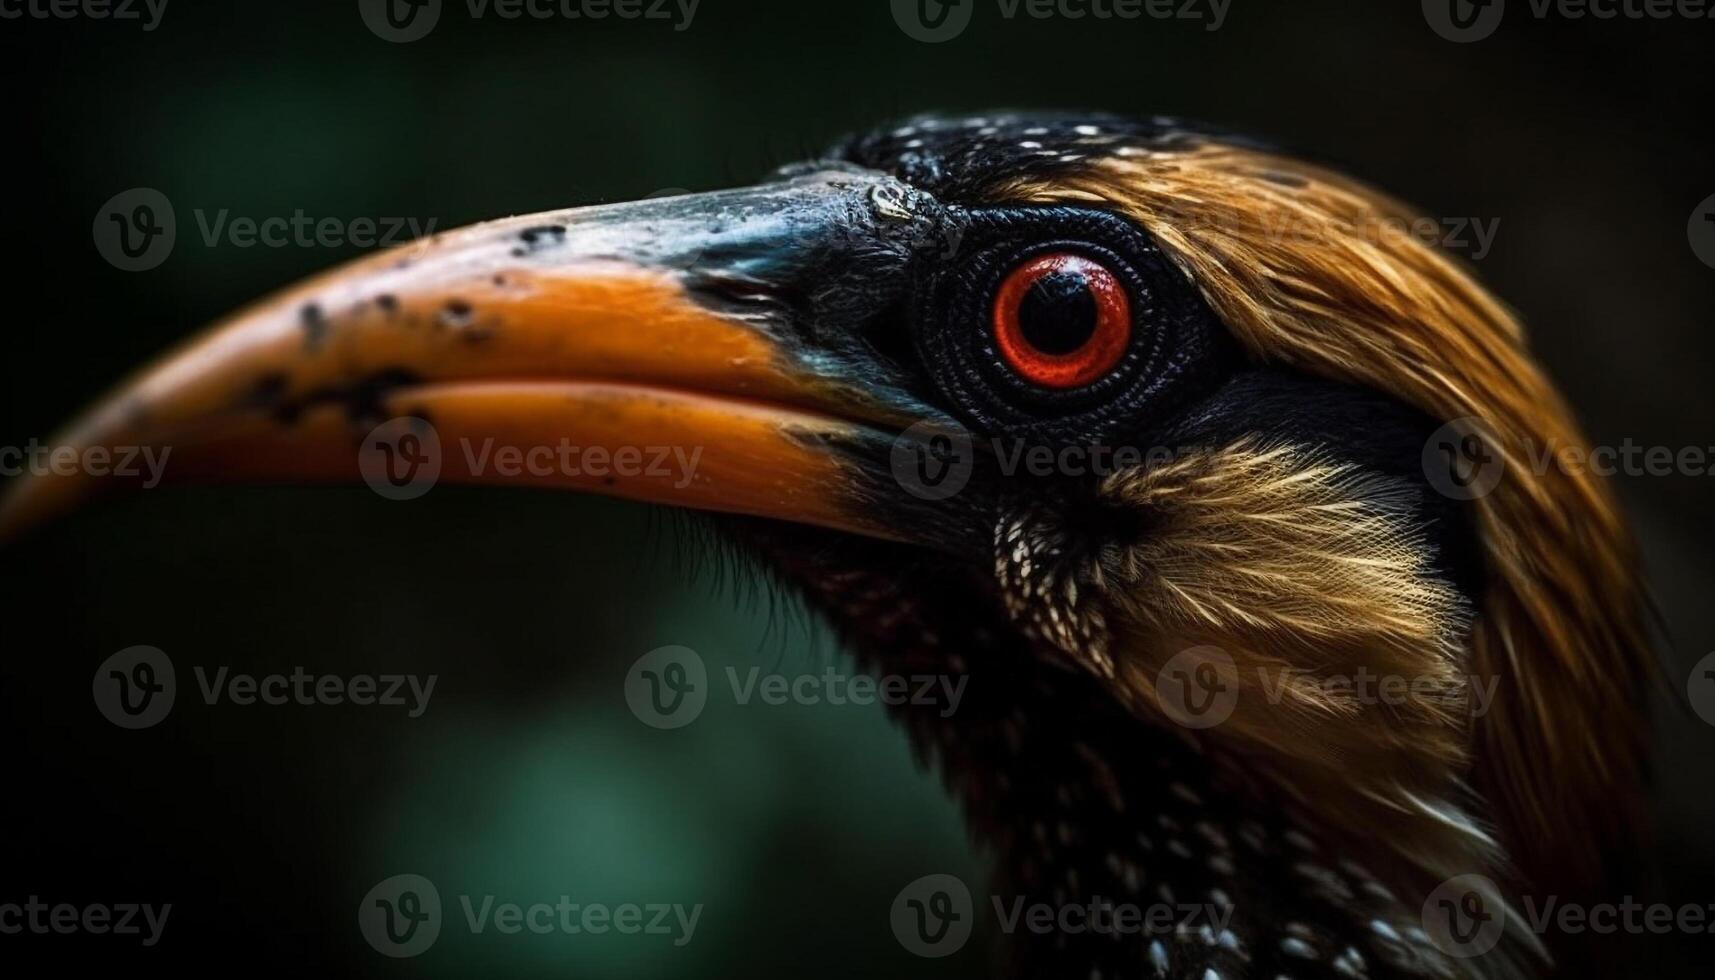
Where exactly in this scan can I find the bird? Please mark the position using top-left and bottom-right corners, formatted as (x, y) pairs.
(0, 112), (1653, 979)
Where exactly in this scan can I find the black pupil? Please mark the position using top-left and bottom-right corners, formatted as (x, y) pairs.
(1017, 270), (1099, 355)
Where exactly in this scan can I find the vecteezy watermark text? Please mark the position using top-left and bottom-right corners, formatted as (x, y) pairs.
(359, 0), (700, 42)
(194, 666), (437, 718)
(992, 895), (1231, 936)
(889, 873), (1232, 957)
(1256, 211), (1501, 261)
(358, 874), (700, 957)
(0, 441), (171, 488)
(1423, 873), (1715, 959)
(890, 423), (1225, 502)
(894, 419), (1715, 512)
(359, 418), (705, 501)
(891, 0), (1229, 42)
(0, 898), (171, 946)
(624, 646), (968, 729)
(0, 0), (166, 29)
(461, 438), (702, 489)
(191, 209), (437, 251)
(93, 646), (437, 729)
(727, 665), (967, 718)
(1425, 0), (1715, 43)
(1153, 646), (1501, 730)
(1423, 417), (1715, 502)
(464, 0), (699, 27)
(460, 895), (701, 945)
(94, 188), (437, 272)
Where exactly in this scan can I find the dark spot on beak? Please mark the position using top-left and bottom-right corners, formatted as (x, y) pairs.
(266, 368), (423, 427)
(376, 294), (400, 317)
(299, 303), (328, 352)
(239, 372), (291, 414)
(339, 369), (425, 426)
(513, 224), (568, 257)
(439, 300), (474, 329)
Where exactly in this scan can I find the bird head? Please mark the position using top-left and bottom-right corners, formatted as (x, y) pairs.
(1, 113), (1650, 977)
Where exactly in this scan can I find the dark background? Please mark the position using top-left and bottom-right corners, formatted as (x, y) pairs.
(1, 0), (1712, 975)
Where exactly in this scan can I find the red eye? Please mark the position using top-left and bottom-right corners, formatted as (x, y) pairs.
(992, 253), (1131, 389)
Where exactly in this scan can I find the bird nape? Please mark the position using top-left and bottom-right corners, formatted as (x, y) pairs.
(0, 113), (1652, 979)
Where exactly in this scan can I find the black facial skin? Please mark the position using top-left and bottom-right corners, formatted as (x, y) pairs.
(913, 205), (1238, 448)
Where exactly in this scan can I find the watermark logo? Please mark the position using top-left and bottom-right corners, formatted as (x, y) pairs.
(1423, 874), (1506, 958)
(1427, 424), (1715, 487)
(1154, 645), (1238, 729)
(94, 188), (176, 272)
(893, 0), (1229, 40)
(363, 0), (699, 40)
(1689, 193), (1715, 269)
(359, 0), (443, 41)
(1153, 654), (1496, 730)
(1428, 0), (1715, 41)
(1687, 652), (1715, 726)
(626, 648), (966, 728)
(1423, 417), (1505, 501)
(359, 417), (705, 501)
(360, 418), (443, 501)
(92, 645), (176, 730)
(359, 875), (700, 954)
(891, 0), (974, 41)
(890, 874), (973, 957)
(359, 874), (443, 958)
(95, 647), (437, 727)
(625, 645), (708, 729)
(1424, 0), (1506, 41)
(95, 189), (438, 271)
(891, 421), (975, 501)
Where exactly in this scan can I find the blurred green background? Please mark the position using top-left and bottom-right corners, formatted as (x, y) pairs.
(1, 0), (1712, 975)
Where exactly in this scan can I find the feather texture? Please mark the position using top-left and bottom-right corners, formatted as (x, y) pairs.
(1003, 144), (1652, 904)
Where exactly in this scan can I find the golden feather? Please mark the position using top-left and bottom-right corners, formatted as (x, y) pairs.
(1002, 142), (1652, 903)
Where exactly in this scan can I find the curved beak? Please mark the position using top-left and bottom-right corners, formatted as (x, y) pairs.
(0, 170), (981, 549)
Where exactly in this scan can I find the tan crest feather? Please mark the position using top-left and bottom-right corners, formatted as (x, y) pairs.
(1002, 143), (1652, 900)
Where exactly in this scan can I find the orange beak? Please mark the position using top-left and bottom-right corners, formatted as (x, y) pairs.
(0, 171), (984, 550)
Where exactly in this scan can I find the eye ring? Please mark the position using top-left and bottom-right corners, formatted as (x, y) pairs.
(910, 205), (1232, 447)
(992, 253), (1132, 390)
